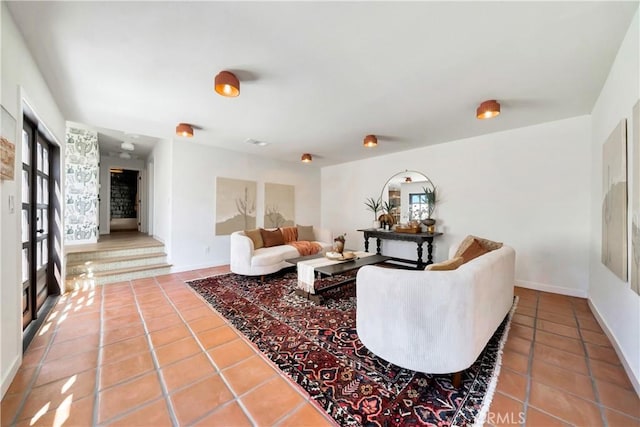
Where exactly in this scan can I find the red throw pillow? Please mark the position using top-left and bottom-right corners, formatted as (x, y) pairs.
(260, 228), (285, 247)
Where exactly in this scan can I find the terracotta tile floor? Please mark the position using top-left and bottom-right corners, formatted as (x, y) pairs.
(2, 270), (639, 426)
(487, 288), (640, 427)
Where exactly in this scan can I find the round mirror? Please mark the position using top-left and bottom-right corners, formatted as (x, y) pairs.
(379, 170), (435, 224)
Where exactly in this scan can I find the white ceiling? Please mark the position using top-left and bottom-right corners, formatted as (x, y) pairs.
(6, 1), (638, 167)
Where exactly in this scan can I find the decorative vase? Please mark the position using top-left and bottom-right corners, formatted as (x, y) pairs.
(378, 213), (395, 226)
(372, 220), (381, 229)
(333, 239), (345, 254)
(421, 218), (436, 233)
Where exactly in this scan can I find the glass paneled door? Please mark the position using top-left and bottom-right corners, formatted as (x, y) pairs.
(22, 117), (53, 330)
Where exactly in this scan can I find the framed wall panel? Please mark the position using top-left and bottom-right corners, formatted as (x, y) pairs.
(601, 119), (628, 281)
(264, 183), (295, 228)
(631, 101), (640, 294)
(215, 177), (257, 235)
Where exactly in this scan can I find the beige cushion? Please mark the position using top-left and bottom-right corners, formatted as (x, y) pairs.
(425, 256), (464, 271)
(244, 229), (264, 249)
(455, 235), (503, 258)
(454, 235), (475, 258)
(296, 224), (315, 241)
(456, 238), (489, 264)
(260, 228), (285, 247)
(473, 236), (503, 251)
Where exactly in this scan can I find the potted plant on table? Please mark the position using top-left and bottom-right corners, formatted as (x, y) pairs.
(421, 186), (437, 232)
(364, 197), (382, 229)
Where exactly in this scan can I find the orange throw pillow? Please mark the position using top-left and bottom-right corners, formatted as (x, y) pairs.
(260, 228), (285, 247)
(281, 226), (298, 243)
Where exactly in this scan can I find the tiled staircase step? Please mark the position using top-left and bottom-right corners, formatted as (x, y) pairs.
(66, 263), (173, 287)
(66, 243), (165, 262)
(66, 253), (168, 275)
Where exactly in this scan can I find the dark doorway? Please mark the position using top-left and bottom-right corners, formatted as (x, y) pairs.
(110, 169), (139, 231)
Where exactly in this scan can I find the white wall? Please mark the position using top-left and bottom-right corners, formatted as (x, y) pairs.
(98, 155), (145, 235)
(1, 4), (65, 396)
(589, 10), (640, 391)
(322, 115), (592, 296)
(148, 138), (172, 246)
(169, 142), (322, 271)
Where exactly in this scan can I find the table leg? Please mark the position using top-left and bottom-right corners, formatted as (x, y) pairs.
(364, 237), (369, 252)
(376, 238), (381, 255)
(416, 242), (424, 269)
(427, 238), (434, 265)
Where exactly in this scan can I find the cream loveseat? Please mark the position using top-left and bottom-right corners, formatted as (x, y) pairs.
(356, 237), (515, 376)
(230, 226), (333, 276)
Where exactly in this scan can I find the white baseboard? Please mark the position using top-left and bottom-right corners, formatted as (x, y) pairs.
(1, 354), (21, 398)
(516, 280), (588, 298)
(588, 299), (640, 396)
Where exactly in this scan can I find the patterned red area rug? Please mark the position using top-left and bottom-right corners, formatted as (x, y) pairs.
(188, 272), (515, 426)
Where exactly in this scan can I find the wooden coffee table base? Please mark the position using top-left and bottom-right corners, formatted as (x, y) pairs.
(285, 252), (391, 304)
(294, 288), (323, 304)
(293, 275), (357, 304)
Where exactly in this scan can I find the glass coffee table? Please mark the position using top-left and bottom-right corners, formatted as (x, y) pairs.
(285, 251), (391, 303)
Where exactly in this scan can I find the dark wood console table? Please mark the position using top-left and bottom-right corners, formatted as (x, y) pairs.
(357, 229), (443, 269)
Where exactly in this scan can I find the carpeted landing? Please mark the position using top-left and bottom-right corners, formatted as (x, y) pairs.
(188, 272), (515, 426)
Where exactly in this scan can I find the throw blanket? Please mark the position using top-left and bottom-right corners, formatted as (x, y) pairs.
(281, 226), (298, 243)
(288, 241), (323, 256)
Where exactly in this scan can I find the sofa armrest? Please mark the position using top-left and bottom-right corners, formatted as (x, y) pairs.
(230, 231), (254, 271)
(356, 266), (473, 373)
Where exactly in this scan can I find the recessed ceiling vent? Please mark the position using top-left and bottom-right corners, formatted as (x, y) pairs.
(245, 138), (268, 147)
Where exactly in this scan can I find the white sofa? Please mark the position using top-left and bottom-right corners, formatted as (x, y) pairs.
(356, 241), (515, 374)
(230, 228), (333, 276)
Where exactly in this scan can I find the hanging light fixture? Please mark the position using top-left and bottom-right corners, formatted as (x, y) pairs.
(214, 71), (240, 97)
(476, 100), (501, 119)
(301, 153), (312, 163)
(363, 134), (378, 148)
(120, 141), (135, 151)
(176, 123), (194, 137)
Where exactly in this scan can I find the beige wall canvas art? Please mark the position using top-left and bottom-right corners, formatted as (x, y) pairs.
(601, 119), (627, 281)
(264, 183), (295, 228)
(215, 177), (257, 235)
(631, 101), (640, 295)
